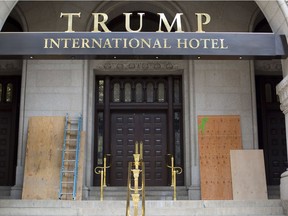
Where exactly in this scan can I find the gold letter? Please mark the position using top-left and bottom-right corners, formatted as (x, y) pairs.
(60, 12), (81, 32)
(195, 13), (211, 33)
(112, 38), (122, 48)
(50, 38), (61, 48)
(163, 39), (172, 48)
(72, 38), (80, 48)
(177, 39), (187, 48)
(82, 38), (90, 48)
(211, 39), (219, 49)
(220, 39), (228, 49)
(124, 13), (145, 32)
(92, 13), (111, 32)
(157, 13), (184, 33)
(61, 38), (71, 48)
(189, 39), (200, 49)
(44, 39), (49, 48)
(200, 38), (210, 49)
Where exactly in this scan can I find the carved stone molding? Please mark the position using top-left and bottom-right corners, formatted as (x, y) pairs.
(94, 61), (181, 72)
(0, 60), (22, 74)
(254, 60), (282, 74)
(276, 75), (288, 114)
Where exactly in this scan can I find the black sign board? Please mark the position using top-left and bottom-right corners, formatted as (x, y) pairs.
(0, 32), (287, 58)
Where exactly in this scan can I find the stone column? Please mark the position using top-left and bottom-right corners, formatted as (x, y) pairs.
(0, 1), (18, 30)
(276, 74), (288, 200)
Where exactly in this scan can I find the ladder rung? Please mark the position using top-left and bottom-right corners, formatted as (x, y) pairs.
(66, 139), (77, 141)
(68, 120), (79, 124)
(62, 182), (74, 184)
(62, 170), (74, 173)
(66, 129), (78, 131)
(65, 150), (76, 152)
(60, 193), (73, 195)
(64, 160), (76, 162)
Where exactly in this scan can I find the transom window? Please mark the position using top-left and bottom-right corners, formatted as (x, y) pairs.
(110, 78), (167, 103)
(96, 76), (182, 104)
(0, 82), (14, 103)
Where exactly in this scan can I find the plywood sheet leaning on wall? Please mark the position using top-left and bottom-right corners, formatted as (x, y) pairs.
(22, 117), (64, 199)
(22, 116), (85, 200)
(230, 150), (268, 200)
(198, 115), (242, 200)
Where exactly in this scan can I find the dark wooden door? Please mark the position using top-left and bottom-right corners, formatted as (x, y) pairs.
(110, 112), (167, 186)
(256, 76), (287, 185)
(0, 76), (21, 186)
(266, 111), (287, 185)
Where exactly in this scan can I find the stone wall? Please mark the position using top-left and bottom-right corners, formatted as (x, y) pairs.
(194, 60), (256, 149)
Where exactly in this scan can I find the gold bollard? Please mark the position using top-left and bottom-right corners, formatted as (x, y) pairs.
(133, 154), (140, 169)
(132, 193), (140, 216)
(132, 169), (140, 193)
(140, 141), (143, 161)
(126, 142), (145, 216)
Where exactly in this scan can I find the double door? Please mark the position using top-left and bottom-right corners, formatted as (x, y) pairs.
(110, 112), (168, 186)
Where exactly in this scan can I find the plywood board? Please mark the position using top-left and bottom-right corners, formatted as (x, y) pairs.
(198, 115), (242, 200)
(22, 116), (85, 200)
(22, 117), (64, 199)
(230, 150), (268, 200)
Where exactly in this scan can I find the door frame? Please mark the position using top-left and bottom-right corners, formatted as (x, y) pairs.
(92, 65), (187, 185)
(87, 60), (193, 192)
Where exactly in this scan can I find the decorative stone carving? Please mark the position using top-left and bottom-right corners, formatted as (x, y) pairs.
(276, 75), (288, 114)
(95, 61), (180, 72)
(0, 60), (22, 74)
(254, 60), (282, 74)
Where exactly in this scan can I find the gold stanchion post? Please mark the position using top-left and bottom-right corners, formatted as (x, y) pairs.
(167, 154), (183, 201)
(126, 141), (145, 216)
(94, 154), (111, 201)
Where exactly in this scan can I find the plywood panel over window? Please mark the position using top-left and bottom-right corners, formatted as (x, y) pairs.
(198, 115), (242, 200)
(22, 117), (85, 200)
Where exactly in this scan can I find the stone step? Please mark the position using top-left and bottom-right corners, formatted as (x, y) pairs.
(89, 186), (189, 200)
(0, 200), (285, 216)
(0, 200), (284, 208)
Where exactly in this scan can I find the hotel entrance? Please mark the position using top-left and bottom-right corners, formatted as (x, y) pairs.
(94, 75), (183, 186)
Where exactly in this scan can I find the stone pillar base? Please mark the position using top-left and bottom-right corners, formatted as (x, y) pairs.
(82, 186), (89, 200)
(188, 186), (201, 200)
(280, 170), (288, 200)
(10, 185), (22, 199)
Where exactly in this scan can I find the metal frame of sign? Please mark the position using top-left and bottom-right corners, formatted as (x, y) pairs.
(0, 32), (287, 59)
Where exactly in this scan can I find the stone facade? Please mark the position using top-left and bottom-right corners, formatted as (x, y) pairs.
(0, 0), (287, 200)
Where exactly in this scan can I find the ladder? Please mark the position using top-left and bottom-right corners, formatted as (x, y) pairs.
(58, 113), (82, 200)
